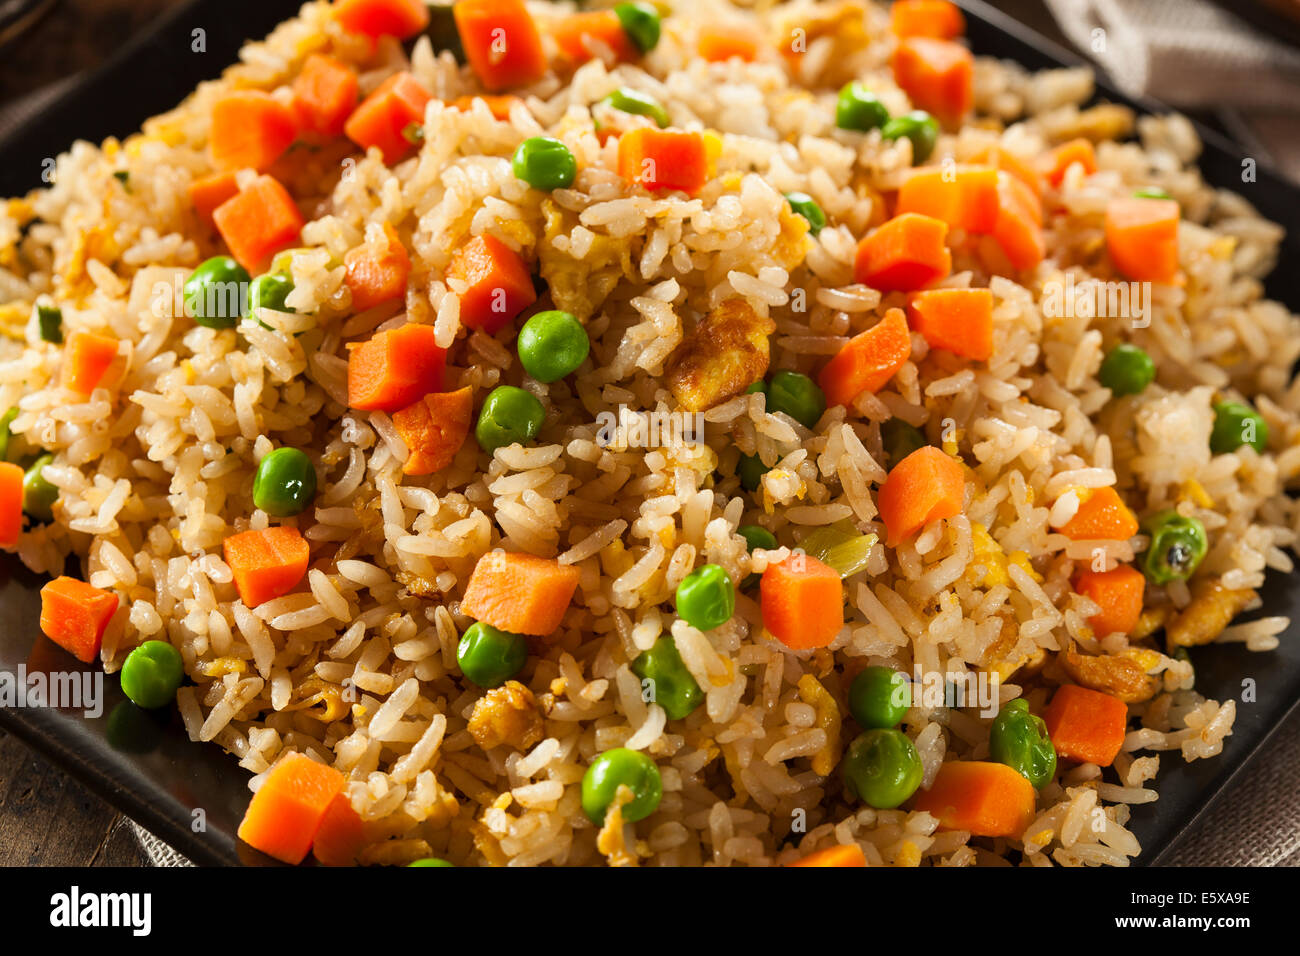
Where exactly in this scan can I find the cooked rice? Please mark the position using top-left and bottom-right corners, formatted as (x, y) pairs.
(3, 0), (1297, 867)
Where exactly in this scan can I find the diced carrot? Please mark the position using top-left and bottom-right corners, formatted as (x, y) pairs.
(1073, 564), (1145, 638)
(61, 330), (120, 397)
(459, 550), (581, 637)
(38, 576), (119, 664)
(989, 171), (1045, 271)
(311, 790), (367, 867)
(0, 462), (21, 547)
(911, 761), (1037, 837)
(552, 10), (638, 65)
(1105, 197), (1180, 284)
(1043, 683), (1129, 767)
(970, 145), (1043, 200)
(209, 91), (299, 173)
(1044, 137), (1097, 187)
(1059, 486), (1138, 541)
(907, 287), (993, 362)
(391, 386), (474, 476)
(454, 0), (547, 92)
(788, 843), (867, 867)
(223, 526), (310, 609)
(333, 0), (430, 40)
(347, 323), (446, 412)
(343, 70), (432, 165)
(212, 174), (305, 273)
(344, 222), (411, 311)
(818, 308), (912, 407)
(877, 445), (965, 547)
(188, 171), (240, 228)
(891, 36), (972, 128)
(452, 94), (521, 121)
(890, 0), (966, 39)
(292, 53), (360, 138)
(760, 554), (844, 650)
(237, 753), (347, 865)
(697, 23), (762, 62)
(617, 127), (711, 195)
(445, 234), (537, 335)
(896, 165), (999, 234)
(854, 212), (951, 292)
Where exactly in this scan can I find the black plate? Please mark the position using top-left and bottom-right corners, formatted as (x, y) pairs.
(1, 0), (1299, 867)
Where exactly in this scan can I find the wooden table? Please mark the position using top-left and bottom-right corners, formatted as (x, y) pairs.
(0, 729), (145, 866)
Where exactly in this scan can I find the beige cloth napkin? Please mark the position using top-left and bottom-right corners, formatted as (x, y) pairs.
(1044, 0), (1300, 182)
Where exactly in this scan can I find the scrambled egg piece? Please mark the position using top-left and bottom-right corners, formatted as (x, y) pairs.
(595, 784), (644, 867)
(774, 202), (812, 271)
(966, 522), (1042, 589)
(980, 613), (1046, 682)
(1059, 640), (1160, 703)
(468, 680), (545, 751)
(665, 297), (775, 413)
(537, 199), (634, 321)
(1165, 577), (1257, 649)
(796, 673), (841, 777)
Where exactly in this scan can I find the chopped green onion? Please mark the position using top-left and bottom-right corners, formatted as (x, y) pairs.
(0, 407), (17, 462)
(34, 302), (63, 344)
(797, 519), (878, 578)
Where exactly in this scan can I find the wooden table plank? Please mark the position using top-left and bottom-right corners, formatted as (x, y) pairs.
(0, 729), (144, 867)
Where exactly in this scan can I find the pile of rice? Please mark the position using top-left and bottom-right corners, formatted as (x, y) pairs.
(2, 0), (1297, 866)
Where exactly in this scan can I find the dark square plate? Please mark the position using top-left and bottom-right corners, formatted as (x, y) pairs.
(0, 0), (1297, 866)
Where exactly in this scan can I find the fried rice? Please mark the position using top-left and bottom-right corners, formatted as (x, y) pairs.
(2, 0), (1298, 867)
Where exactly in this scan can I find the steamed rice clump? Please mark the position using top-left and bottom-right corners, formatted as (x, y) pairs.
(2, 0), (1297, 867)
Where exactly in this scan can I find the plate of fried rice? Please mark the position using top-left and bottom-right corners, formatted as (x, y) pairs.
(2, 0), (1300, 868)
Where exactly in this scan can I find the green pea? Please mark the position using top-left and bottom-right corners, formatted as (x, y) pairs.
(737, 453), (769, 492)
(247, 271), (296, 317)
(1210, 399), (1268, 454)
(457, 622), (529, 688)
(475, 386), (546, 453)
(848, 666), (911, 729)
(1140, 510), (1208, 585)
(880, 417), (927, 468)
(989, 698), (1056, 789)
(631, 635), (703, 720)
(184, 255), (250, 329)
(517, 310), (590, 383)
(675, 563), (735, 631)
(252, 447), (317, 517)
(600, 87), (669, 127)
(34, 302), (63, 344)
(119, 640), (185, 709)
(1134, 186), (1172, 200)
(581, 747), (663, 824)
(22, 453), (58, 522)
(842, 728), (923, 809)
(784, 191), (826, 235)
(745, 380), (767, 395)
(0, 407), (19, 462)
(880, 110), (939, 163)
(407, 858), (454, 867)
(767, 370), (826, 429)
(614, 2), (661, 54)
(511, 136), (577, 191)
(737, 524), (777, 552)
(836, 82), (889, 132)
(1098, 343), (1155, 397)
